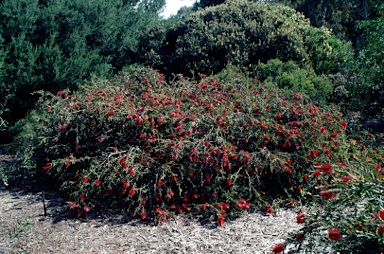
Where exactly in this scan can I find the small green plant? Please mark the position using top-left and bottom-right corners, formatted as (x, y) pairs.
(9, 216), (32, 239)
(0, 164), (9, 187)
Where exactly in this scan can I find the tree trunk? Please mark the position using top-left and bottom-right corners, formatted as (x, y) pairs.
(362, 0), (368, 19)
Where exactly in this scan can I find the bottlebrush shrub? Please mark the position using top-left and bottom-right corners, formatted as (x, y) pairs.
(286, 133), (384, 252)
(15, 67), (356, 224)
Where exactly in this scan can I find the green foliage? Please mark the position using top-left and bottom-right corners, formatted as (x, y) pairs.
(0, 0), (164, 125)
(357, 4), (384, 119)
(137, 0), (353, 80)
(305, 26), (354, 74)
(9, 216), (32, 239)
(255, 59), (333, 104)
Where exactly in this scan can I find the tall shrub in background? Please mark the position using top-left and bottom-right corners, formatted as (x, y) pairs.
(0, 0), (164, 131)
(357, 4), (384, 119)
(255, 59), (333, 105)
(137, 1), (353, 79)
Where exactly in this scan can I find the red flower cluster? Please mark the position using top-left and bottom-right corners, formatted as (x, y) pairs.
(296, 213), (305, 223)
(328, 228), (342, 241)
(377, 225), (384, 235)
(272, 243), (284, 253)
(236, 199), (250, 209)
(320, 190), (336, 199)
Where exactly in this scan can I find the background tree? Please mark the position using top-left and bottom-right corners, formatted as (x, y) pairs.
(356, 3), (384, 119)
(0, 0), (164, 141)
(138, 1), (353, 77)
(270, 0), (383, 45)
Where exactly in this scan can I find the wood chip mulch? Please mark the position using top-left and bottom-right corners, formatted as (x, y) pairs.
(0, 186), (304, 254)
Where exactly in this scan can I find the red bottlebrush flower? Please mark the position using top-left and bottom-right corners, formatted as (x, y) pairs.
(82, 176), (89, 183)
(218, 203), (224, 210)
(217, 216), (225, 226)
(376, 164), (382, 172)
(328, 228), (342, 240)
(182, 203), (191, 212)
(172, 174), (178, 182)
(168, 189), (175, 197)
(297, 186), (303, 193)
(129, 166), (135, 177)
(341, 176), (351, 183)
(65, 161), (71, 167)
(141, 199), (147, 205)
(338, 162), (347, 167)
(340, 121), (348, 129)
(377, 225), (384, 235)
(320, 190), (335, 199)
(156, 117), (163, 126)
(310, 149), (319, 157)
(97, 135), (103, 143)
(47, 106), (52, 112)
(303, 175), (309, 181)
(320, 126), (327, 134)
(140, 212), (147, 220)
(313, 170), (322, 177)
(156, 180), (164, 187)
(94, 179), (101, 186)
(128, 188), (136, 197)
(379, 210), (384, 220)
(265, 205), (274, 214)
(236, 199), (250, 209)
(182, 195), (190, 203)
(43, 162), (51, 172)
(223, 203), (230, 210)
(331, 132), (338, 138)
(225, 179), (232, 187)
(296, 213), (305, 223)
(120, 161), (127, 169)
(83, 206), (90, 212)
(79, 193), (85, 200)
(222, 154), (229, 166)
(69, 202), (77, 210)
(272, 243), (285, 253)
(321, 163), (333, 174)
(189, 171), (195, 178)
